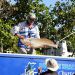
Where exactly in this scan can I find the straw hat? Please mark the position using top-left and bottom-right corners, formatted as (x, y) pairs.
(45, 58), (59, 71)
(28, 13), (36, 19)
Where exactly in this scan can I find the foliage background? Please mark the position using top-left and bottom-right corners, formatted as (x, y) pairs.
(0, 0), (75, 55)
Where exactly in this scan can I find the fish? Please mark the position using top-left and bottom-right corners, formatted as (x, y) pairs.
(20, 38), (58, 48)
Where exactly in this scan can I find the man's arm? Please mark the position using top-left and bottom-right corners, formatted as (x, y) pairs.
(15, 33), (24, 39)
(12, 24), (25, 39)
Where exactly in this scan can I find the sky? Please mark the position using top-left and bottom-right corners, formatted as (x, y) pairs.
(7, 0), (68, 6)
(7, 0), (55, 5)
(7, 0), (16, 5)
(43, 0), (57, 7)
(7, 0), (66, 6)
(43, 0), (68, 7)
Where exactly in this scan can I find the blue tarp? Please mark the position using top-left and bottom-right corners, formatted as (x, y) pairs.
(0, 53), (75, 75)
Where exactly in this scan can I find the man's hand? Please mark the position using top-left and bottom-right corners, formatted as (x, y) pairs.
(15, 33), (24, 39)
(20, 38), (32, 47)
(25, 41), (31, 47)
(19, 35), (25, 39)
(38, 67), (42, 73)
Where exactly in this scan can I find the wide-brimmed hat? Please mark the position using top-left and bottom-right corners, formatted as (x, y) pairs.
(45, 58), (59, 71)
(28, 13), (36, 19)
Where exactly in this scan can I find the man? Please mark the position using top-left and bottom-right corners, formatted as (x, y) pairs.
(12, 13), (40, 54)
(38, 58), (59, 75)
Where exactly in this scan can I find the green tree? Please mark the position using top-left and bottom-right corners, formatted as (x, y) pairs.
(0, 19), (18, 53)
(0, 0), (75, 55)
(51, 0), (75, 51)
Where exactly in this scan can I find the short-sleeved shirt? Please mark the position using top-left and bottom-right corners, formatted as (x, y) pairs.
(14, 21), (40, 48)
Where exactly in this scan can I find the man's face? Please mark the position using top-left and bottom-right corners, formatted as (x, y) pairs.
(28, 17), (35, 23)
